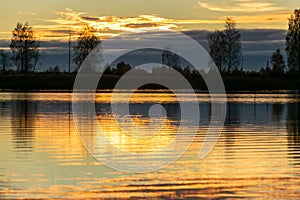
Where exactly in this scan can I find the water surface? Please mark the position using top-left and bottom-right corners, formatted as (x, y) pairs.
(0, 91), (300, 199)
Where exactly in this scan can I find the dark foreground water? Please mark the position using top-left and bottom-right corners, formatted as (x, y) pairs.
(0, 91), (300, 199)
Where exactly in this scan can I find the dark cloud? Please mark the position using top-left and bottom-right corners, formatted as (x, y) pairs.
(81, 16), (100, 21)
(45, 29), (77, 34)
(0, 29), (288, 71)
(41, 30), (78, 39)
(240, 29), (286, 41)
(183, 29), (287, 70)
(183, 29), (286, 44)
(182, 30), (211, 41)
(0, 39), (10, 48)
(97, 16), (120, 23)
(123, 23), (162, 28)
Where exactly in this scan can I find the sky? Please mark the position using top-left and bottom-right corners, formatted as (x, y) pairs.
(0, 0), (298, 71)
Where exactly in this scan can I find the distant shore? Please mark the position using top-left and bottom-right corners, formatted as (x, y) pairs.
(0, 73), (299, 91)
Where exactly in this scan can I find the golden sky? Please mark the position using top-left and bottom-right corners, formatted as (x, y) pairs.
(0, 0), (298, 41)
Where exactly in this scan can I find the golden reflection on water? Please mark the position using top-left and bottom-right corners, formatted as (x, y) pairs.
(99, 115), (177, 153)
(0, 91), (300, 199)
(1, 90), (299, 103)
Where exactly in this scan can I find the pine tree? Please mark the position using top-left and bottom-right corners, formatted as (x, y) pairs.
(208, 18), (242, 73)
(208, 30), (226, 72)
(286, 9), (300, 73)
(162, 49), (181, 70)
(224, 18), (242, 72)
(271, 49), (285, 76)
(0, 50), (11, 72)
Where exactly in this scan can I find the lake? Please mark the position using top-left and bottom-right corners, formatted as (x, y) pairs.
(0, 91), (300, 199)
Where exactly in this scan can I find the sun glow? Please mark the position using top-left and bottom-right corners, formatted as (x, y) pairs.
(6, 6), (291, 42)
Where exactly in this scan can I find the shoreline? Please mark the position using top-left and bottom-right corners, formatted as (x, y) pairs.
(0, 89), (299, 94)
(0, 73), (299, 91)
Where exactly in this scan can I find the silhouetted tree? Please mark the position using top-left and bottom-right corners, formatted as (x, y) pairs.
(260, 60), (271, 76)
(0, 50), (11, 72)
(208, 18), (242, 72)
(286, 9), (300, 73)
(47, 65), (61, 73)
(74, 24), (100, 71)
(208, 30), (226, 71)
(103, 66), (112, 75)
(112, 61), (131, 75)
(162, 49), (181, 70)
(182, 66), (191, 77)
(10, 22), (40, 73)
(224, 18), (242, 72)
(271, 49), (285, 76)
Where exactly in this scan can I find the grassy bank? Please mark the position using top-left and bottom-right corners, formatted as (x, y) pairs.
(0, 73), (299, 91)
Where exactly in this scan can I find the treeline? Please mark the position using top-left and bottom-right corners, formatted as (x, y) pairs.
(0, 22), (101, 74)
(0, 9), (300, 80)
(207, 9), (300, 78)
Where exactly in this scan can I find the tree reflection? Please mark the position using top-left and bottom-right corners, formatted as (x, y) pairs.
(287, 102), (300, 162)
(272, 103), (284, 123)
(10, 93), (36, 150)
(225, 103), (241, 126)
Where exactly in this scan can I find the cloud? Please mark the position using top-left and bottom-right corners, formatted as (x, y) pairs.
(17, 11), (37, 16)
(0, 28), (287, 71)
(30, 8), (291, 41)
(44, 9), (177, 37)
(81, 16), (100, 21)
(124, 23), (165, 28)
(228, 12), (291, 23)
(184, 29), (287, 70)
(198, 0), (285, 13)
